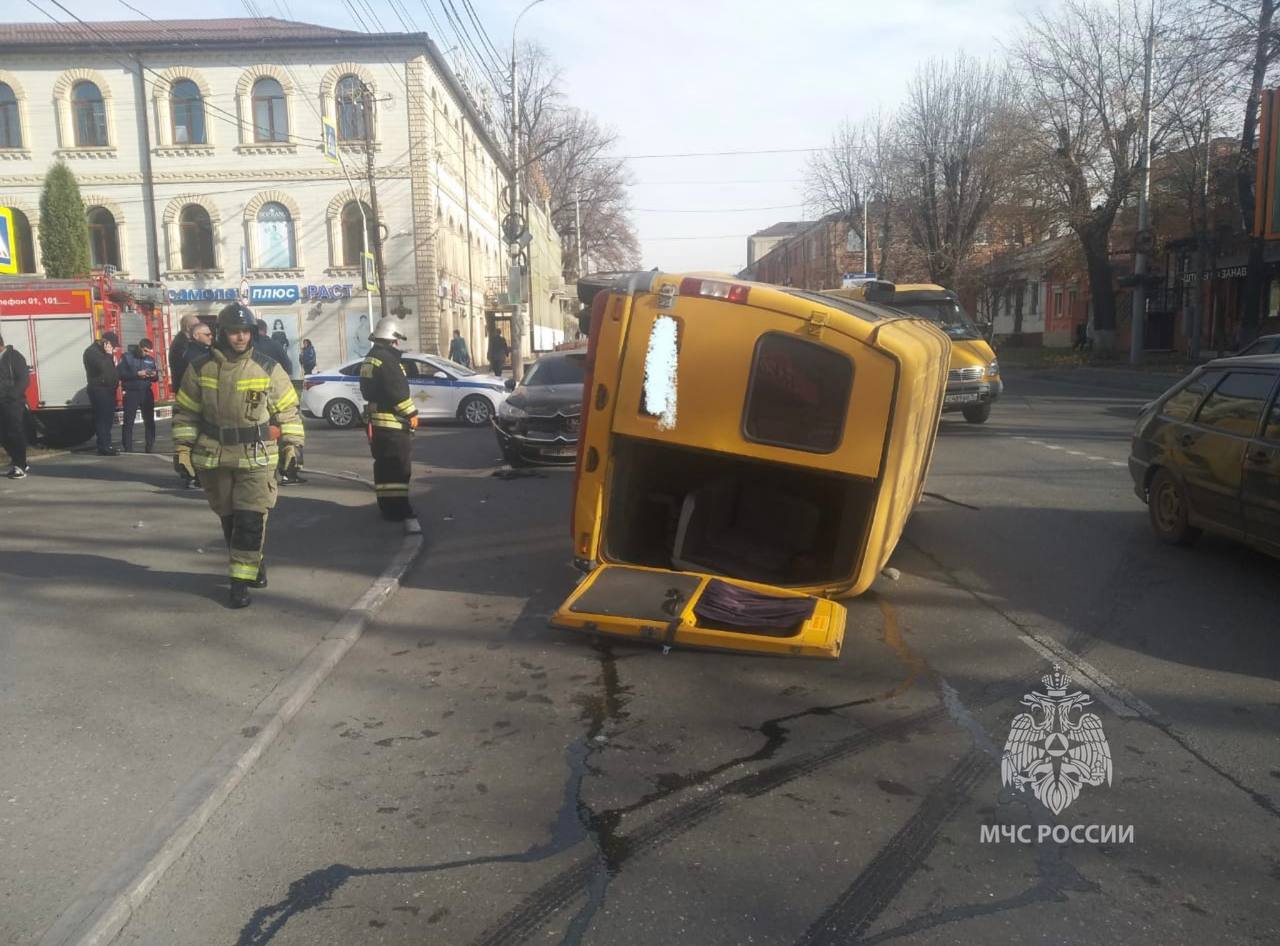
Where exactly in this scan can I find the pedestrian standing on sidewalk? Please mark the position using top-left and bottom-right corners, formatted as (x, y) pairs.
(0, 333), (31, 479)
(170, 314), (200, 390)
(118, 338), (159, 453)
(84, 332), (120, 456)
(254, 321), (293, 377)
(299, 338), (317, 375)
(360, 317), (420, 534)
(487, 327), (509, 377)
(172, 303), (305, 609)
(449, 329), (470, 368)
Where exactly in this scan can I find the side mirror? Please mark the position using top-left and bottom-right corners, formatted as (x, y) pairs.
(504, 377), (517, 392)
(433, 370), (449, 380)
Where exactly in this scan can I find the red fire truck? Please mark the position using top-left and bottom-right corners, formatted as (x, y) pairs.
(0, 271), (172, 446)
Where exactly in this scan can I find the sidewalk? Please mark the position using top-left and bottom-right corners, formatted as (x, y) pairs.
(0, 436), (409, 946)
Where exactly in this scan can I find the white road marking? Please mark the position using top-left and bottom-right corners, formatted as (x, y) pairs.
(1066, 449), (1086, 456)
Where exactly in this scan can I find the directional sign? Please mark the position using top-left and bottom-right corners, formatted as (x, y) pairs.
(0, 207), (17, 276)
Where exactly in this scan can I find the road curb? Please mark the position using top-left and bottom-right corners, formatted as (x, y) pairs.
(35, 528), (424, 946)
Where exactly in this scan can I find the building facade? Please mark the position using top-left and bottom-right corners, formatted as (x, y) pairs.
(0, 17), (565, 375)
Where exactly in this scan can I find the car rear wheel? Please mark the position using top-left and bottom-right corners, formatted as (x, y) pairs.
(1148, 468), (1200, 546)
(325, 398), (359, 429)
(458, 395), (493, 427)
(962, 402), (991, 424)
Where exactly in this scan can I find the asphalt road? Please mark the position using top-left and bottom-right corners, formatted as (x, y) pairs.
(4, 372), (1278, 946)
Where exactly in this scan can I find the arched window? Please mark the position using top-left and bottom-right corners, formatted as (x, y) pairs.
(251, 77), (287, 143)
(87, 207), (120, 268)
(10, 209), (35, 273)
(256, 202), (295, 268)
(335, 75), (367, 141)
(170, 79), (205, 145)
(179, 204), (215, 270)
(72, 81), (107, 147)
(0, 82), (20, 149)
(340, 200), (375, 267)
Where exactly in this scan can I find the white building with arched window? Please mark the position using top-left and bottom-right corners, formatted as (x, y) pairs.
(0, 17), (565, 373)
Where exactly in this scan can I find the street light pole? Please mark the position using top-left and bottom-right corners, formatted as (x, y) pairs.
(575, 184), (584, 278)
(1130, 1), (1156, 365)
(507, 0), (546, 382)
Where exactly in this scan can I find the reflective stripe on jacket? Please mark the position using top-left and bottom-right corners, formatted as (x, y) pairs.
(359, 343), (418, 431)
(172, 344), (304, 469)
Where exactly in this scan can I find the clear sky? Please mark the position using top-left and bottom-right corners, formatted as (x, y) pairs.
(47, 0), (1035, 274)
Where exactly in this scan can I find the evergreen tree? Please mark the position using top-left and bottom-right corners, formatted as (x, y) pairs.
(38, 162), (90, 278)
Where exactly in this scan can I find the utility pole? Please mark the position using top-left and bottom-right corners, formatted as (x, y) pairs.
(1129, 1), (1156, 366)
(862, 188), (870, 275)
(575, 185), (584, 278)
(363, 82), (388, 321)
(506, 0), (547, 382)
(1190, 108), (1211, 364)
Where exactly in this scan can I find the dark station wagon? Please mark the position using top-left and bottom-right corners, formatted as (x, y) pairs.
(1129, 354), (1280, 557)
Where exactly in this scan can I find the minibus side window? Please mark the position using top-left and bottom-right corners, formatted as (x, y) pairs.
(742, 333), (852, 453)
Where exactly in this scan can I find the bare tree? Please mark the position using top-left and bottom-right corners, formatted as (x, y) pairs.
(897, 53), (1015, 287)
(804, 113), (905, 276)
(536, 108), (640, 274)
(1194, 0), (1279, 336)
(1012, 0), (1204, 346)
(504, 43), (640, 277)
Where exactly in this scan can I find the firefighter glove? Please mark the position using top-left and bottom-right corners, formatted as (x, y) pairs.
(409, 415), (419, 431)
(173, 447), (195, 482)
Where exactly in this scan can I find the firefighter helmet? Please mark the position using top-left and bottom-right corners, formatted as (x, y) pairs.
(370, 316), (408, 343)
(217, 302), (256, 332)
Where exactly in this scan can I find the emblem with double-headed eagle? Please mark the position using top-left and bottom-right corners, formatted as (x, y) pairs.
(1001, 664), (1113, 815)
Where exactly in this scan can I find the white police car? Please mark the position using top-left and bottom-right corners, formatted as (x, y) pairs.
(302, 353), (508, 428)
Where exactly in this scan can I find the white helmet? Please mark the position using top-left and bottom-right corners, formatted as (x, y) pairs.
(370, 317), (408, 344)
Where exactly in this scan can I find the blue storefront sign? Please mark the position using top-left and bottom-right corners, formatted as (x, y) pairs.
(167, 284), (354, 305)
(249, 285), (300, 306)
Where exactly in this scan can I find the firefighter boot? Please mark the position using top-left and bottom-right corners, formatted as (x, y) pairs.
(252, 561), (268, 589)
(229, 580), (252, 609)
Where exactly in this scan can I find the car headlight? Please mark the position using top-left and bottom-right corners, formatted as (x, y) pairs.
(988, 359), (1000, 378)
(498, 401), (526, 419)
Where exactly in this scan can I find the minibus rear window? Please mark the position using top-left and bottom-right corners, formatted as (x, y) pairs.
(742, 333), (852, 452)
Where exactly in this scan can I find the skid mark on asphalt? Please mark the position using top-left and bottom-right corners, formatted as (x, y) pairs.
(225, 602), (933, 945)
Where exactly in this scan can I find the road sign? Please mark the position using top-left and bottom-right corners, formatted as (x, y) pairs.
(0, 207), (17, 276)
(322, 117), (339, 164)
(1133, 228), (1156, 256)
(361, 251), (378, 293)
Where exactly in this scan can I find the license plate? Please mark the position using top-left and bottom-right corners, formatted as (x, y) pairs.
(524, 429), (558, 441)
(945, 393), (981, 405)
(544, 446), (577, 456)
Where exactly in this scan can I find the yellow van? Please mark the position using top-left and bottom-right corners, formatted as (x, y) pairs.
(826, 282), (1001, 423)
(550, 271), (951, 659)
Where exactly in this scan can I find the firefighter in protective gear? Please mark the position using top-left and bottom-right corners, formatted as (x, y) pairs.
(360, 316), (420, 533)
(173, 303), (305, 608)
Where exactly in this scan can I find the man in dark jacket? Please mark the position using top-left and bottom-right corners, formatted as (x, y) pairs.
(254, 322), (293, 377)
(170, 314), (200, 390)
(119, 338), (159, 453)
(84, 332), (120, 456)
(0, 332), (31, 479)
(487, 328), (509, 377)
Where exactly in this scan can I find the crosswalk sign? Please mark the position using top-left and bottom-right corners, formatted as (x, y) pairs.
(361, 251), (378, 293)
(0, 207), (17, 276)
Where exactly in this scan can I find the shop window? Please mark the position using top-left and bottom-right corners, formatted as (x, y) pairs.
(256, 202), (295, 268)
